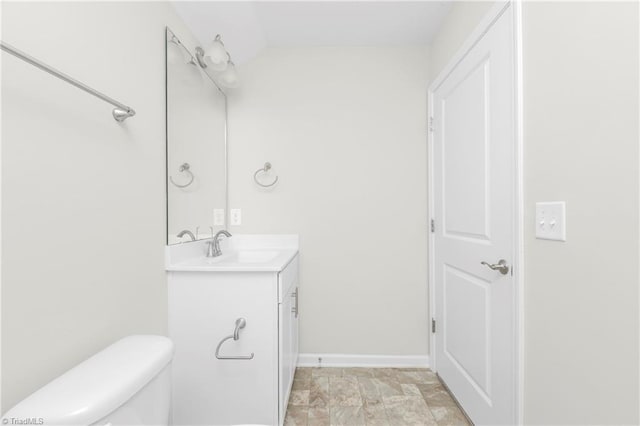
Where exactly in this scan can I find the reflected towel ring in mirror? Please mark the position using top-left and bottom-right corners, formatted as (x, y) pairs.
(170, 163), (195, 188)
(253, 162), (279, 188)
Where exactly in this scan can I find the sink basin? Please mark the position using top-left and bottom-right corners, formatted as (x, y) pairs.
(165, 235), (299, 272)
(168, 248), (297, 272)
(200, 250), (279, 265)
(234, 250), (279, 263)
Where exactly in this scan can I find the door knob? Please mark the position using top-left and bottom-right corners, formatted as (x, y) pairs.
(481, 259), (509, 275)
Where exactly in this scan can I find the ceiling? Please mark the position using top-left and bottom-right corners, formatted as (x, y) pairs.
(171, 1), (452, 64)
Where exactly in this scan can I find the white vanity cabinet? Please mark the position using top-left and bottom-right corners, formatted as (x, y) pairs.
(168, 246), (299, 426)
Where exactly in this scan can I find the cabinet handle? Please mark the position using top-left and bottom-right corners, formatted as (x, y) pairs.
(291, 287), (299, 318)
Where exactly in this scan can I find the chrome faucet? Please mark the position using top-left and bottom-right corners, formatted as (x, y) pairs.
(206, 230), (232, 257)
(176, 230), (196, 242)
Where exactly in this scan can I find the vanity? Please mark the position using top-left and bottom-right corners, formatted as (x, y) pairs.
(164, 28), (298, 426)
(167, 235), (300, 426)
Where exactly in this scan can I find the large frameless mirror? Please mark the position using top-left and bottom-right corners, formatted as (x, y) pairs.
(165, 27), (227, 245)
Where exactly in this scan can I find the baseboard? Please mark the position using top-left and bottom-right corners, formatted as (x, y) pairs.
(297, 353), (430, 368)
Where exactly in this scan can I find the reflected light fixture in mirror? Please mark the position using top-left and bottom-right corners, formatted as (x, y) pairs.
(167, 40), (182, 65)
(167, 30), (203, 87)
(168, 32), (197, 66)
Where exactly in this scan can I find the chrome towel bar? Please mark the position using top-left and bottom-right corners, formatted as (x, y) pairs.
(215, 318), (254, 360)
(0, 41), (136, 122)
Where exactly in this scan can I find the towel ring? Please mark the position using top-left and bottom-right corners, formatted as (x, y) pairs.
(253, 162), (279, 188)
(170, 163), (194, 188)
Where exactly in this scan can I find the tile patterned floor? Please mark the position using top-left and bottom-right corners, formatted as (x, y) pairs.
(284, 367), (471, 426)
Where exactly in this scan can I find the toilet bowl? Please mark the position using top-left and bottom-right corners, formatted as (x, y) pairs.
(2, 335), (174, 425)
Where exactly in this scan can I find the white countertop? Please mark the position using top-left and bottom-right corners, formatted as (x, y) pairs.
(165, 234), (299, 272)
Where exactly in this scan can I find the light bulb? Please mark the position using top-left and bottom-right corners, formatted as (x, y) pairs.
(204, 39), (228, 71)
(217, 62), (239, 88)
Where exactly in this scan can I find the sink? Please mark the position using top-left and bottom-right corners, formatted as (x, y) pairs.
(234, 250), (279, 263)
(165, 235), (299, 272)
(169, 249), (295, 272)
(200, 250), (279, 265)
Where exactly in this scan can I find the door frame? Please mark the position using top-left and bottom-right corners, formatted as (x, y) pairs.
(426, 1), (524, 424)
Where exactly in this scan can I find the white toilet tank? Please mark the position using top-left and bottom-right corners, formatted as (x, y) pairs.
(2, 335), (174, 426)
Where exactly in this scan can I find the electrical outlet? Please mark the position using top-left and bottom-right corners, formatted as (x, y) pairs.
(214, 209), (225, 226)
(535, 202), (566, 241)
(230, 209), (242, 226)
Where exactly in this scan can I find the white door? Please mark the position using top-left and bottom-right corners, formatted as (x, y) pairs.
(431, 5), (516, 425)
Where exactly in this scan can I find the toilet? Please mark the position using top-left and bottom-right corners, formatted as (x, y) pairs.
(2, 335), (174, 425)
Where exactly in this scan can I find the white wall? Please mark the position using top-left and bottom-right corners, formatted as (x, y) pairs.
(228, 47), (430, 357)
(522, 2), (639, 423)
(429, 1), (639, 423)
(428, 1), (495, 78)
(1, 1), (195, 411)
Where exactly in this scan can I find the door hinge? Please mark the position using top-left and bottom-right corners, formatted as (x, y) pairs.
(431, 318), (436, 333)
(430, 219), (435, 233)
(428, 116), (434, 133)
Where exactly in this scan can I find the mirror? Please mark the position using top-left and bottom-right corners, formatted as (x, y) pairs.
(166, 27), (227, 245)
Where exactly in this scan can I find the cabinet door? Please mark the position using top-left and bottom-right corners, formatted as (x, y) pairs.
(169, 272), (279, 426)
(290, 286), (299, 381)
(278, 289), (293, 423)
(278, 255), (300, 424)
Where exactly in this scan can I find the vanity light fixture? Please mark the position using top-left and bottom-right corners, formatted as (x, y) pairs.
(195, 34), (239, 89)
(195, 35), (229, 71)
(216, 61), (239, 88)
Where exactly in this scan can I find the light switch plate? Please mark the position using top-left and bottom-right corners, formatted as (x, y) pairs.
(213, 209), (225, 226)
(535, 202), (566, 241)
(230, 209), (242, 226)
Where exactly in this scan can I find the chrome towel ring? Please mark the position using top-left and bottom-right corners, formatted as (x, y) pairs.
(253, 162), (279, 188)
(170, 163), (195, 188)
